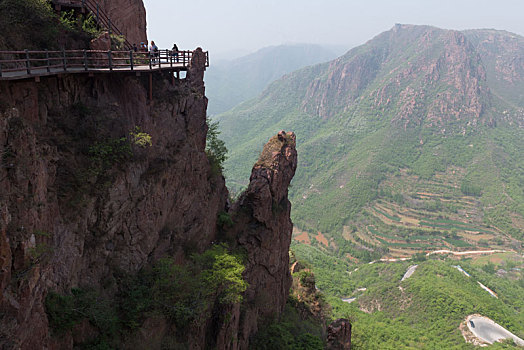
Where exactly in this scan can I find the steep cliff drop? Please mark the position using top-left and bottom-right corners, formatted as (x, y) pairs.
(228, 131), (298, 349)
(0, 46), (302, 350)
(0, 50), (228, 348)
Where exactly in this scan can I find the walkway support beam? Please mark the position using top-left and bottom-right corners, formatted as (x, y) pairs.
(25, 49), (31, 75)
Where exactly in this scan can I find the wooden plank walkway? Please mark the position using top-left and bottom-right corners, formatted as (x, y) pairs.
(0, 49), (209, 81)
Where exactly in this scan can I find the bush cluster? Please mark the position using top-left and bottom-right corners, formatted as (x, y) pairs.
(45, 244), (247, 347)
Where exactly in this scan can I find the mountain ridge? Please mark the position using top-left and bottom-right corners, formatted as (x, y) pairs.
(218, 24), (524, 260)
(206, 43), (342, 115)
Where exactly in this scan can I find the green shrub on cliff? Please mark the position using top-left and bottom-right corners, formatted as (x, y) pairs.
(0, 0), (58, 50)
(252, 302), (324, 350)
(129, 126), (152, 148)
(0, 0), (106, 50)
(46, 244), (248, 346)
(206, 117), (228, 175)
(45, 288), (118, 337)
(121, 244), (247, 331)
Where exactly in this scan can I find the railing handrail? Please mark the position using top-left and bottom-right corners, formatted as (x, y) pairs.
(0, 49), (209, 79)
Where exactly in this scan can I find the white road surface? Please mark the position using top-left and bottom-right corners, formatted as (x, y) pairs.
(477, 282), (498, 298)
(401, 265), (418, 281)
(467, 315), (524, 346)
(341, 297), (356, 304)
(452, 265), (471, 277)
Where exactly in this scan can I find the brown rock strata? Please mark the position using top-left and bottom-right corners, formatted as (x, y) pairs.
(0, 53), (227, 348)
(224, 130), (298, 349)
(327, 318), (352, 350)
(98, 0), (147, 46)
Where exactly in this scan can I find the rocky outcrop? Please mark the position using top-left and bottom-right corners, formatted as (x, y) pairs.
(99, 0), (147, 46)
(300, 25), (492, 131)
(327, 319), (352, 350)
(221, 130), (297, 349)
(0, 50), (300, 349)
(0, 51), (226, 348)
(89, 31), (111, 51)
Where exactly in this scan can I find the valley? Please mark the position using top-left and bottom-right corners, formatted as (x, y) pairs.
(216, 23), (524, 348)
(219, 25), (524, 263)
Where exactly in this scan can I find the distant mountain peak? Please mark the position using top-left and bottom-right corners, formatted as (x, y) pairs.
(299, 24), (495, 130)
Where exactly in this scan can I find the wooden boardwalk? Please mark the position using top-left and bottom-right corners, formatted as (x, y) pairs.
(0, 49), (209, 81)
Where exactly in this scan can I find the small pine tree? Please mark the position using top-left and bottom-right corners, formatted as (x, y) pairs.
(206, 117), (228, 174)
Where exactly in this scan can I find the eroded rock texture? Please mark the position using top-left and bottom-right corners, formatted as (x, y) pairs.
(226, 130), (298, 349)
(0, 53), (226, 348)
(327, 318), (352, 350)
(99, 0), (147, 46)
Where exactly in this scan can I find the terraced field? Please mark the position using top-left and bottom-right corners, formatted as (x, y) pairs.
(335, 167), (516, 260)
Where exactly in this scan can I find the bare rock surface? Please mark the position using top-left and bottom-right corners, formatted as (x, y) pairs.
(327, 318), (352, 350)
(226, 130), (297, 349)
(0, 53), (225, 349)
(99, 0), (147, 46)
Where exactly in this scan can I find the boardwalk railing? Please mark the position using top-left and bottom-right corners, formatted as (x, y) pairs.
(0, 49), (210, 79)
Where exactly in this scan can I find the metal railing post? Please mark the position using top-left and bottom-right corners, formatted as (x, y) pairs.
(158, 50), (161, 69)
(46, 50), (50, 72)
(25, 49), (31, 74)
(108, 50), (112, 71)
(0, 60), (3, 77)
(83, 50), (88, 70)
(62, 49), (67, 71)
(130, 50), (133, 70)
(149, 52), (152, 69)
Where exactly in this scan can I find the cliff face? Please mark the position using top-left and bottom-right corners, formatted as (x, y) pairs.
(99, 0), (147, 46)
(231, 131), (298, 349)
(0, 56), (228, 347)
(301, 25), (492, 129)
(0, 55), (298, 349)
(464, 29), (524, 108)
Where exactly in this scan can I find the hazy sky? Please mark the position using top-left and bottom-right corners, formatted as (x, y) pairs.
(143, 0), (524, 59)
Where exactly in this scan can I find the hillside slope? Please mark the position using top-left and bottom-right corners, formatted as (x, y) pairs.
(292, 241), (524, 349)
(206, 44), (341, 115)
(218, 25), (524, 260)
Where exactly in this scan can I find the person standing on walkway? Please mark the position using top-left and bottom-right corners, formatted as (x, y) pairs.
(150, 40), (158, 63)
(171, 43), (179, 62)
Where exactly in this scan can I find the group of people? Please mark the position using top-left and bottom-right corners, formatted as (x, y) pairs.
(131, 41), (180, 63)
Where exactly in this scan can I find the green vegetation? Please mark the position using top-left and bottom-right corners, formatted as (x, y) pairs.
(84, 126), (152, 184)
(45, 244), (247, 347)
(0, 0), (105, 50)
(218, 26), (524, 266)
(252, 300), (324, 350)
(373, 208), (401, 222)
(129, 126), (152, 148)
(291, 242), (356, 297)
(206, 117), (228, 175)
(291, 232), (524, 348)
(0, 0), (58, 50)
